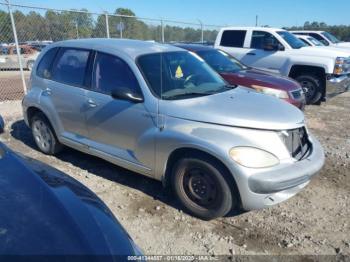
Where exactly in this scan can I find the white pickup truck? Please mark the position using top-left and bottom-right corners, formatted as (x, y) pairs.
(214, 27), (350, 104)
(291, 30), (350, 48)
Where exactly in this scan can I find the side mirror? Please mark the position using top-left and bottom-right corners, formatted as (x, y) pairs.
(111, 87), (144, 103)
(264, 43), (285, 51)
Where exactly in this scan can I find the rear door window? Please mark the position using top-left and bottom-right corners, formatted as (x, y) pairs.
(51, 48), (90, 87)
(91, 52), (141, 96)
(220, 30), (246, 47)
(37, 47), (59, 79)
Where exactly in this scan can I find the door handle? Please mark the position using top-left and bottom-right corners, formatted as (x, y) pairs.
(247, 52), (256, 56)
(87, 99), (98, 108)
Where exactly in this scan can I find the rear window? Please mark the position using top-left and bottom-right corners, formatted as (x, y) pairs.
(220, 30), (246, 48)
(51, 48), (90, 87)
(37, 47), (59, 79)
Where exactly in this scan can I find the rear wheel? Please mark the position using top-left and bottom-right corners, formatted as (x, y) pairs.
(31, 113), (63, 155)
(171, 155), (237, 220)
(295, 74), (323, 105)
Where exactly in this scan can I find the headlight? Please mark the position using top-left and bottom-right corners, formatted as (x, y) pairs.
(251, 85), (289, 99)
(229, 147), (280, 168)
(334, 57), (350, 75)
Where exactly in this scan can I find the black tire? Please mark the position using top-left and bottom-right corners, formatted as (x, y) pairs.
(171, 155), (237, 220)
(31, 112), (63, 155)
(295, 74), (323, 105)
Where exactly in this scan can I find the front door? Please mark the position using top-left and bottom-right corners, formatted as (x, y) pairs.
(240, 31), (287, 74)
(85, 52), (156, 173)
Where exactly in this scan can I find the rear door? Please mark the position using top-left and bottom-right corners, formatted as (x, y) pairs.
(216, 29), (249, 61)
(46, 47), (91, 142)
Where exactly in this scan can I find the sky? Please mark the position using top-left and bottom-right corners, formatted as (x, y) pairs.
(7, 0), (350, 28)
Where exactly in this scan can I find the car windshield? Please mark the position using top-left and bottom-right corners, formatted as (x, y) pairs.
(138, 51), (231, 100)
(308, 37), (324, 46)
(277, 31), (306, 49)
(322, 32), (341, 44)
(196, 49), (247, 74)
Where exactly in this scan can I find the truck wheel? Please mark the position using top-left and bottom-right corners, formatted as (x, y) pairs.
(171, 155), (237, 220)
(295, 75), (323, 105)
(31, 113), (63, 155)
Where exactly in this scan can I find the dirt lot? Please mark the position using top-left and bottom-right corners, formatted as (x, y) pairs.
(0, 71), (29, 101)
(0, 92), (349, 257)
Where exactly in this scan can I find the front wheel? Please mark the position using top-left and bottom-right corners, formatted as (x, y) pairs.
(171, 155), (237, 220)
(295, 74), (323, 105)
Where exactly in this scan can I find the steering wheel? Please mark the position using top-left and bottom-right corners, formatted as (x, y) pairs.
(184, 74), (198, 88)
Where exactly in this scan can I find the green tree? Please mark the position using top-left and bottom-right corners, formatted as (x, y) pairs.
(0, 10), (12, 42)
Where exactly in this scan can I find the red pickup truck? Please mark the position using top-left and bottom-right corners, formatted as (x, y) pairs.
(175, 44), (305, 110)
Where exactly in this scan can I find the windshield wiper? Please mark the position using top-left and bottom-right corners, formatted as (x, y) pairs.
(164, 92), (210, 100)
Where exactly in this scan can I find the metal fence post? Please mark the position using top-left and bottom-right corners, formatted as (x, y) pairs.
(198, 19), (204, 43)
(6, 0), (27, 94)
(161, 19), (165, 43)
(105, 12), (110, 38)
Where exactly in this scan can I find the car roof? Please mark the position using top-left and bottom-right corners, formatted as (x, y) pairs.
(295, 35), (310, 39)
(290, 30), (324, 33)
(219, 26), (285, 32)
(49, 38), (183, 60)
(173, 43), (215, 52)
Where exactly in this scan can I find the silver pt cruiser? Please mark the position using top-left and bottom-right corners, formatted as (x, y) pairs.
(22, 39), (325, 220)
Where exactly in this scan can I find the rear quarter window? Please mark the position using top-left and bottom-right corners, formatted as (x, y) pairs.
(220, 30), (246, 48)
(37, 47), (59, 79)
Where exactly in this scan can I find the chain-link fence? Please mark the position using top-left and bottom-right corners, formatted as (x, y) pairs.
(0, 1), (223, 103)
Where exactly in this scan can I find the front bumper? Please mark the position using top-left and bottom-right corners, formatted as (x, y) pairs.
(326, 74), (350, 97)
(234, 135), (325, 211)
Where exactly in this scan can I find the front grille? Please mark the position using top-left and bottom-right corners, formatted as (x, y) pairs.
(290, 89), (304, 100)
(280, 127), (311, 160)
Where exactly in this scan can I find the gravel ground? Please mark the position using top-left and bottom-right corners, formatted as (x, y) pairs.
(0, 71), (29, 101)
(0, 92), (349, 257)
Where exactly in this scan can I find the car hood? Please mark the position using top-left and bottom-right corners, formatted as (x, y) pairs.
(220, 69), (300, 91)
(335, 42), (350, 48)
(160, 87), (304, 130)
(314, 46), (350, 53)
(298, 46), (350, 57)
(0, 143), (137, 257)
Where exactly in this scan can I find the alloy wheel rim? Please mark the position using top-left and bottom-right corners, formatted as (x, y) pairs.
(33, 120), (51, 152)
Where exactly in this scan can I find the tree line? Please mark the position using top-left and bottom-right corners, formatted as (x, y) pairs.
(286, 21), (350, 41)
(0, 7), (218, 43)
(1, 7), (349, 44)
